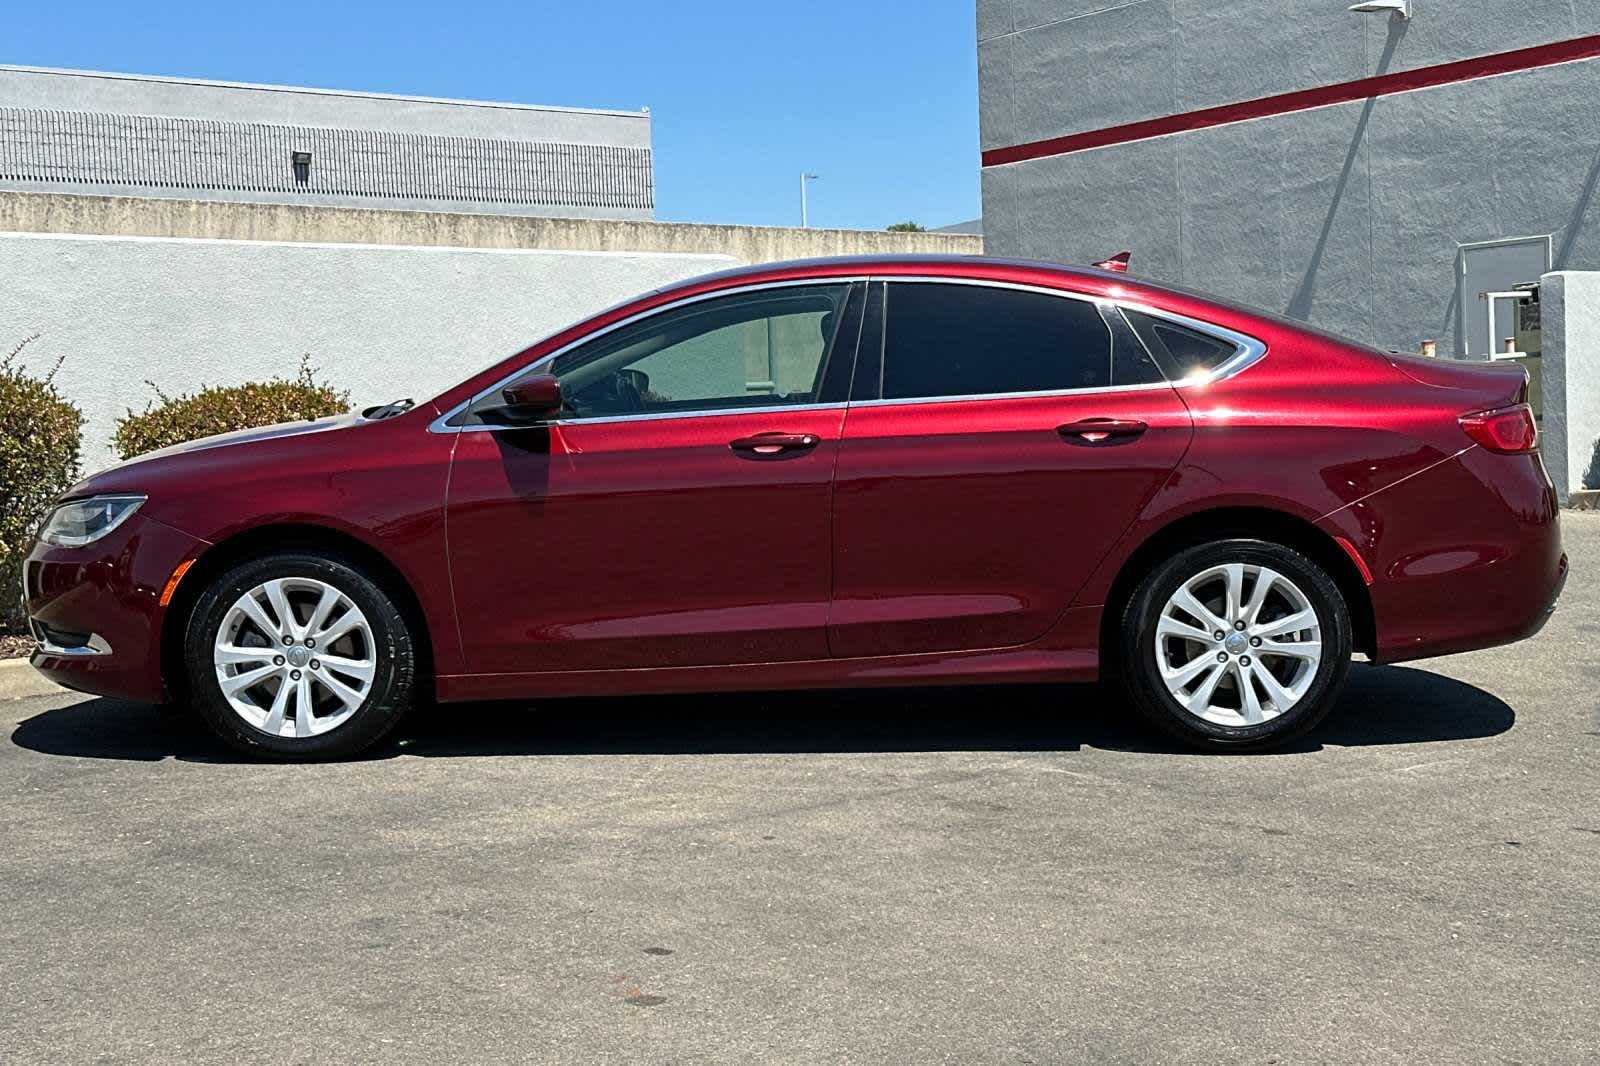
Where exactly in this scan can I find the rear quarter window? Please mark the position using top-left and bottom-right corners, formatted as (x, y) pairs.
(1123, 310), (1242, 381)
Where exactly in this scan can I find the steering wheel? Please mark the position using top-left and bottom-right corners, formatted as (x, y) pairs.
(570, 368), (649, 415)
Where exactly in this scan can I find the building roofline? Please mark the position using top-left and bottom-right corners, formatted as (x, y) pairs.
(0, 64), (650, 120)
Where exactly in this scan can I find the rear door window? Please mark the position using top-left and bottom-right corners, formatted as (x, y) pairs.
(876, 283), (1116, 401)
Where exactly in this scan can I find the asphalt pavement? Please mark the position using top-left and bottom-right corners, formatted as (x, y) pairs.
(2, 515), (1597, 1064)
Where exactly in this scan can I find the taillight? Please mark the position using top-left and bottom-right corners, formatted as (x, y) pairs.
(1459, 404), (1538, 454)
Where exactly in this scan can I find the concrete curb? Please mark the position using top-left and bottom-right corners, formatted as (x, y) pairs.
(1570, 489), (1600, 511)
(0, 656), (61, 701)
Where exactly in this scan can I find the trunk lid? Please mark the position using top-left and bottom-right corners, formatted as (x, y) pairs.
(1384, 351), (1529, 409)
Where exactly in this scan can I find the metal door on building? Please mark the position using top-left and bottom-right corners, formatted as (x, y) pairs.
(1457, 235), (1549, 417)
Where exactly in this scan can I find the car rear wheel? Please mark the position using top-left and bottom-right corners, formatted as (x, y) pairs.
(182, 552), (415, 760)
(1119, 539), (1352, 751)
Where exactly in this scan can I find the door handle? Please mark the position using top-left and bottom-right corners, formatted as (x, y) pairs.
(1057, 418), (1149, 443)
(729, 432), (821, 456)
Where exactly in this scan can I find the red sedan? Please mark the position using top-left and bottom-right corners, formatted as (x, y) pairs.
(22, 256), (1567, 758)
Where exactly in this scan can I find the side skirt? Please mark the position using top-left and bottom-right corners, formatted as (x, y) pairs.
(435, 605), (1102, 702)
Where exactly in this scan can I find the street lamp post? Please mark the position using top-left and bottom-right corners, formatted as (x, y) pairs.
(800, 173), (819, 228)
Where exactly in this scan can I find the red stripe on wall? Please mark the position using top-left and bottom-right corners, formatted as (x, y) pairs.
(982, 33), (1600, 167)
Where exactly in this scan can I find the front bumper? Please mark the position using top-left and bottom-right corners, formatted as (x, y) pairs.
(21, 514), (204, 703)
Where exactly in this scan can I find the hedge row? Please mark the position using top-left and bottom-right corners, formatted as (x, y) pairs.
(0, 345), (348, 632)
(112, 356), (349, 459)
(0, 338), (83, 631)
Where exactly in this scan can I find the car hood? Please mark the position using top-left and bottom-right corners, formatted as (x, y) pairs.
(72, 414), (364, 495)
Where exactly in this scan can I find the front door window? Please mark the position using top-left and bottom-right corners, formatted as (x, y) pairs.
(549, 284), (853, 419)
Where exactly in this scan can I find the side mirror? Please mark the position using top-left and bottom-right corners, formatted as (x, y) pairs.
(489, 374), (563, 423)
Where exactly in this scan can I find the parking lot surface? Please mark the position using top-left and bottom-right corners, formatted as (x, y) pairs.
(3, 514), (1597, 1064)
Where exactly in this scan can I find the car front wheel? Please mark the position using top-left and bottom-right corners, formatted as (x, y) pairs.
(182, 552), (416, 760)
(1120, 538), (1353, 751)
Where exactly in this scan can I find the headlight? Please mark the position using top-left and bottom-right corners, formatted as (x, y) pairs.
(38, 495), (147, 547)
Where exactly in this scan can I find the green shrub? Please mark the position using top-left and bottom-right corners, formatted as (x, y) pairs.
(1, 336), (84, 632)
(113, 356), (350, 460)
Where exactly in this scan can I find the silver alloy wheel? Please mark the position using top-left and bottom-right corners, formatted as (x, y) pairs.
(1154, 563), (1322, 727)
(212, 577), (376, 738)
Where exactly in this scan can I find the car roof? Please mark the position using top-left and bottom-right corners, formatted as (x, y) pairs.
(641, 254), (1274, 332)
(649, 254), (1117, 293)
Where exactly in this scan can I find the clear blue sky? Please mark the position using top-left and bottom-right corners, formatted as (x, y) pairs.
(5, 0), (981, 231)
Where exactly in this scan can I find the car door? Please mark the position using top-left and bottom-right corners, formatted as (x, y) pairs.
(828, 279), (1194, 658)
(446, 280), (864, 675)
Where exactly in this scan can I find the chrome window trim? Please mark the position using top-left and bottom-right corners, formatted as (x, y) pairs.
(847, 380), (1174, 408)
(426, 273), (1269, 433)
(448, 400), (850, 432)
(428, 277), (869, 434)
(851, 275), (1268, 409)
(1110, 300), (1269, 387)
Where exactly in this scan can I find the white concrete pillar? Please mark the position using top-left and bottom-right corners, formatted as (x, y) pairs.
(1538, 271), (1600, 504)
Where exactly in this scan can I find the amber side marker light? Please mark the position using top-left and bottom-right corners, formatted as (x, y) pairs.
(1459, 404), (1538, 454)
(1333, 536), (1374, 586)
(158, 559), (196, 607)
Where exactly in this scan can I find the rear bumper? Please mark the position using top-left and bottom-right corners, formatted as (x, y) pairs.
(21, 514), (203, 703)
(1518, 551), (1568, 642)
(1321, 446), (1565, 664)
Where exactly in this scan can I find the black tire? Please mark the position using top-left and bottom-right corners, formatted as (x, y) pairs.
(182, 552), (415, 760)
(1119, 538), (1352, 752)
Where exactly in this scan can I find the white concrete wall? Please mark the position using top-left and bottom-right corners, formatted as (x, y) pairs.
(0, 232), (737, 469)
(1539, 271), (1600, 502)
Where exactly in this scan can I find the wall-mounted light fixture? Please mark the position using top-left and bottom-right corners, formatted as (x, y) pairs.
(1348, 0), (1411, 19)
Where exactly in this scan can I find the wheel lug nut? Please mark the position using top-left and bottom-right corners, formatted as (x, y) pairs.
(306, 638), (316, 649)
(1240, 656), (1252, 667)
(309, 659), (320, 670)
(282, 635), (293, 646)
(1234, 620), (1246, 631)
(1250, 637), (1261, 647)
(1216, 652), (1228, 662)
(273, 655), (285, 666)
(1213, 630), (1226, 641)
(290, 670), (301, 681)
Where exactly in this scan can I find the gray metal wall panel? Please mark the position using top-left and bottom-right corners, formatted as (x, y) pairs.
(1009, 135), (1182, 278)
(0, 66), (653, 219)
(0, 107), (654, 217)
(977, 0), (1015, 42)
(979, 160), (1022, 256)
(1013, 0), (1149, 35)
(983, 55), (1600, 355)
(979, 36), (1017, 151)
(1271, 101), (1375, 345)
(1495, 62), (1600, 271)
(1011, 0), (1176, 144)
(0, 66), (650, 146)
(1176, 118), (1286, 313)
(1175, 0), (1365, 113)
(1366, 76), (1506, 356)
(1360, 0), (1578, 77)
(987, 3), (1590, 152)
